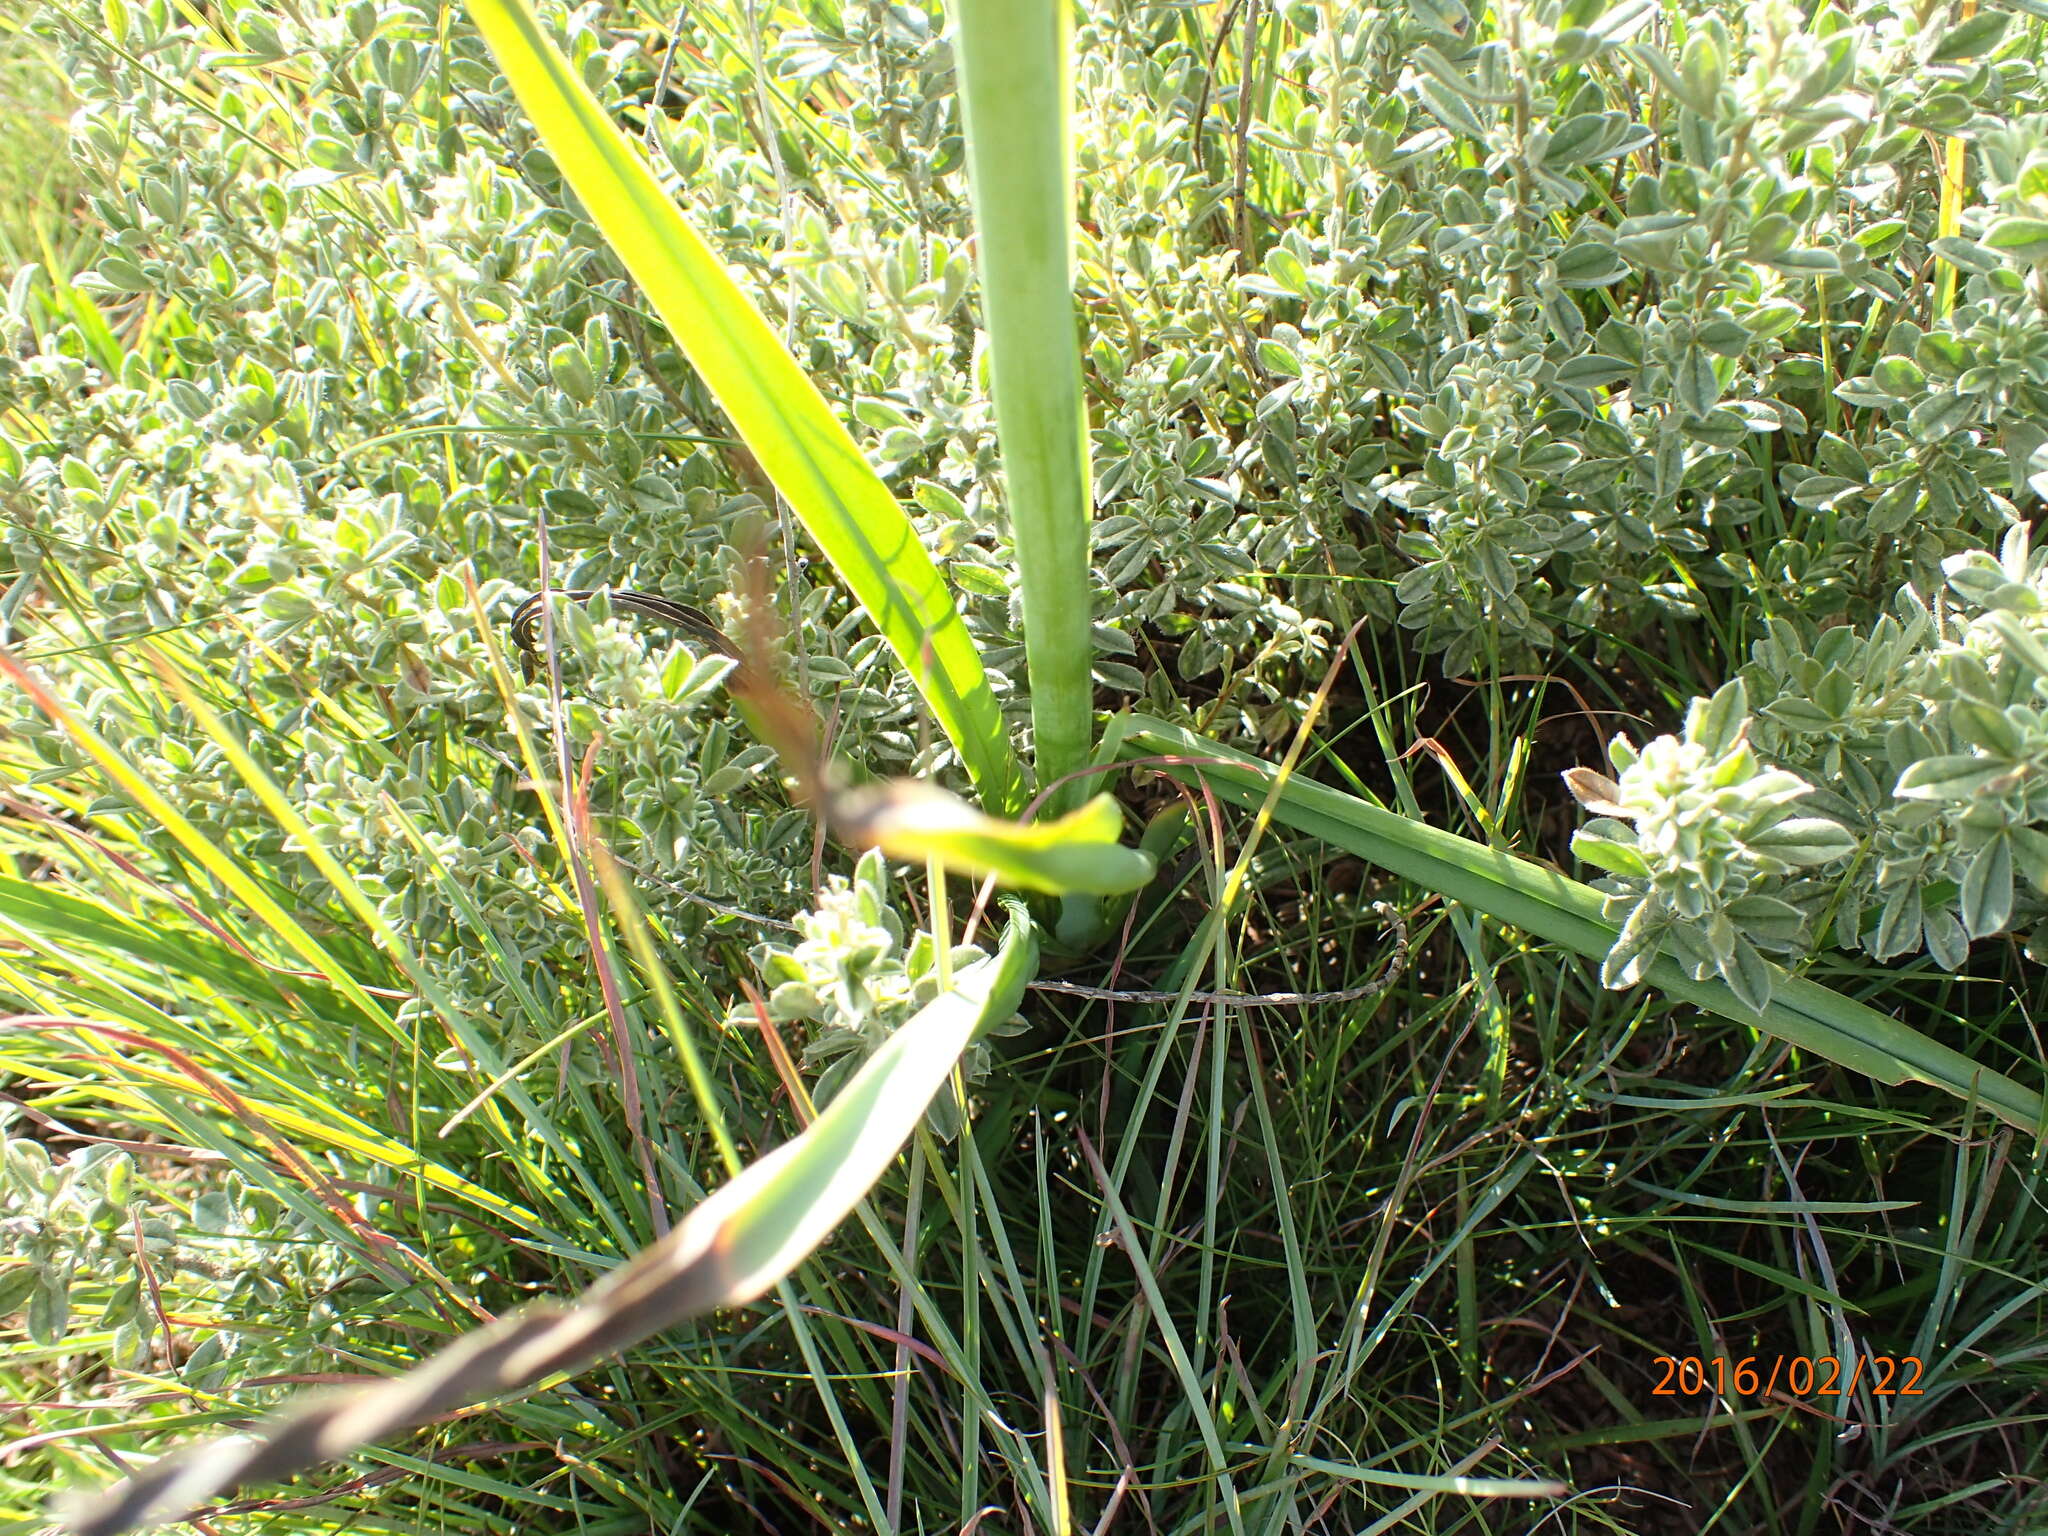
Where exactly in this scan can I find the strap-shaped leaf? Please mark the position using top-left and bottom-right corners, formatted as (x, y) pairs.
(1112, 713), (2045, 1133)
(466, 0), (1023, 812)
(59, 907), (1039, 1536)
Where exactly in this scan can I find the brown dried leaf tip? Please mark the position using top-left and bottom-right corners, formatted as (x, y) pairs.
(1561, 767), (1631, 819)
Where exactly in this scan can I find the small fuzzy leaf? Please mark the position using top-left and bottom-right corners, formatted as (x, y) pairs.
(1931, 235), (2002, 274)
(547, 340), (597, 403)
(1725, 894), (1806, 946)
(1721, 938), (1773, 1015)
(1894, 754), (2008, 801)
(1929, 9), (2008, 60)
(1685, 678), (1748, 756)
(1256, 338), (1303, 377)
(1747, 817), (1857, 865)
(0, 1264), (39, 1314)
(1961, 836), (2015, 938)
(2014, 827), (2048, 892)
(1872, 885), (1923, 961)
(1949, 702), (2024, 756)
(1553, 245), (1630, 289)
(1674, 346), (1722, 416)
(1678, 29), (1726, 113)
(662, 650), (736, 705)
(1989, 611), (2048, 679)
(1571, 829), (1652, 877)
(1553, 351), (1633, 386)
(27, 1266), (69, 1345)
(1562, 767), (1629, 815)
(1738, 770), (1817, 810)
(1984, 216), (2048, 262)
(1923, 903), (1970, 970)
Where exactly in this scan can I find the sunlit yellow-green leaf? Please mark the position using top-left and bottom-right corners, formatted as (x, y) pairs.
(836, 782), (1155, 895)
(465, 0), (1022, 812)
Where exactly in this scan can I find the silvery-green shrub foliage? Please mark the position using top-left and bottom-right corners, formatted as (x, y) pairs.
(0, 0), (833, 1052)
(725, 849), (1022, 1136)
(9, 0), (2048, 1011)
(1567, 679), (1857, 1011)
(1576, 523), (2048, 1008)
(13, 0), (2048, 730)
(0, 1127), (358, 1388)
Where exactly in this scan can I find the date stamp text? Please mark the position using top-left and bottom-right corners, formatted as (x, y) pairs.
(1650, 1355), (1924, 1400)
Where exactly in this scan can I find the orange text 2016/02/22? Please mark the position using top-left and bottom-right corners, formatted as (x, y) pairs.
(1650, 1355), (1926, 1400)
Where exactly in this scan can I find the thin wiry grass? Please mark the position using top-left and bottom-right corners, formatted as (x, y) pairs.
(11, 531), (2048, 1534)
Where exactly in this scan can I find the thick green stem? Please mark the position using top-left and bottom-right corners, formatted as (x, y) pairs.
(952, 0), (1095, 813)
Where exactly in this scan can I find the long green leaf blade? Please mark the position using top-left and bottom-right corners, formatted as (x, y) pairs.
(1112, 713), (2045, 1133)
(466, 0), (1023, 812)
(953, 0), (1094, 809)
(59, 904), (1040, 1536)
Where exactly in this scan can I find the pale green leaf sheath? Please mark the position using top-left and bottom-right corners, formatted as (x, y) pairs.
(466, 0), (1023, 812)
(952, 0), (1095, 810)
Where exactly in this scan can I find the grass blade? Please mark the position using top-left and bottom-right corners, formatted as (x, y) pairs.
(465, 0), (1023, 812)
(1110, 713), (2046, 1133)
(0, 648), (399, 1042)
(1290, 1453), (1564, 1499)
(59, 903), (1040, 1536)
(953, 0), (1093, 808)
